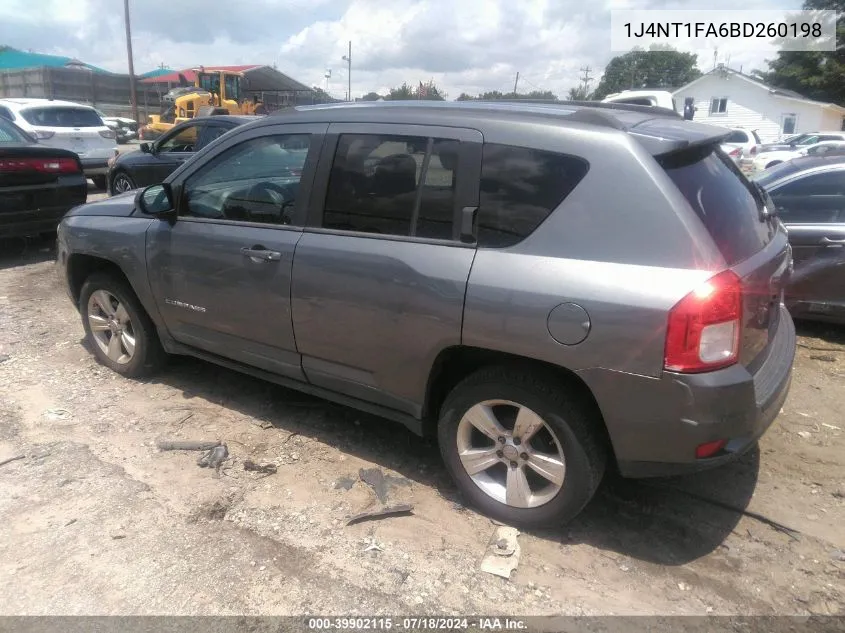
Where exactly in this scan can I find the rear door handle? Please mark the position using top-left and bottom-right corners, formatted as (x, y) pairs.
(821, 237), (845, 245)
(241, 246), (282, 262)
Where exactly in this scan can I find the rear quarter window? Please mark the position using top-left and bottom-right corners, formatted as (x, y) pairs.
(478, 144), (589, 248)
(726, 130), (749, 143)
(660, 146), (774, 265)
(20, 107), (104, 128)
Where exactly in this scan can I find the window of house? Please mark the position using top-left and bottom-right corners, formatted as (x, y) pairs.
(477, 144), (589, 248)
(183, 134), (310, 225)
(709, 98), (728, 114)
(323, 134), (459, 240)
(782, 114), (797, 136)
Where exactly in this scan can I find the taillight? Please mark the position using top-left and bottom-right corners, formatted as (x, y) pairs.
(729, 147), (741, 158)
(0, 157), (80, 174)
(664, 270), (742, 373)
(34, 129), (55, 140)
(99, 129), (116, 139)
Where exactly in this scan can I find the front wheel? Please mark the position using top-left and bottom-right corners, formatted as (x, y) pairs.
(79, 272), (166, 377)
(91, 175), (107, 190)
(112, 171), (136, 194)
(438, 366), (607, 527)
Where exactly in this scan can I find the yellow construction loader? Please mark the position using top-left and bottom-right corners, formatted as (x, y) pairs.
(139, 69), (265, 140)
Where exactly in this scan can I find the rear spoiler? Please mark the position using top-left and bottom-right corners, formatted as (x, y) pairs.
(627, 118), (735, 157)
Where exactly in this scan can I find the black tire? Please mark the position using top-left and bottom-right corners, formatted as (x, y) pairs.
(92, 175), (107, 190)
(111, 171), (136, 194)
(438, 365), (607, 527)
(765, 161), (782, 169)
(79, 272), (166, 378)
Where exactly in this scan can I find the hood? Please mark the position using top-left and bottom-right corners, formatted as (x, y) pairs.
(65, 190), (138, 218)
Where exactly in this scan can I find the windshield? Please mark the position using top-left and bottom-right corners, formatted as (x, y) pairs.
(0, 117), (32, 143)
(20, 106), (104, 128)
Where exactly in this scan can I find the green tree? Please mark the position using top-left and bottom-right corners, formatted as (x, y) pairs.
(310, 86), (336, 104)
(752, 0), (845, 105)
(567, 86), (592, 100)
(592, 47), (701, 100)
(522, 90), (557, 101)
(455, 92), (476, 101)
(359, 91), (384, 101)
(387, 81), (445, 101)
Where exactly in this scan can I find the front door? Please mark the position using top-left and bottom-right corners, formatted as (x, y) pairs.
(769, 168), (845, 318)
(144, 122), (204, 185)
(291, 123), (483, 417)
(146, 123), (326, 380)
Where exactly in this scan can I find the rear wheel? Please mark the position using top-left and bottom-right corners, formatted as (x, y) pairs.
(438, 366), (607, 527)
(80, 272), (166, 377)
(112, 171), (136, 194)
(91, 175), (107, 190)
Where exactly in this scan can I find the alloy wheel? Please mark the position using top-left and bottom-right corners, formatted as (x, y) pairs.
(87, 290), (136, 365)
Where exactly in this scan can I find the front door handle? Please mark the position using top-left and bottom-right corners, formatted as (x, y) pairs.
(821, 236), (845, 245)
(241, 246), (282, 262)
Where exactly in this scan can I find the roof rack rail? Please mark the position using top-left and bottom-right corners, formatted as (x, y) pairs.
(490, 99), (681, 119)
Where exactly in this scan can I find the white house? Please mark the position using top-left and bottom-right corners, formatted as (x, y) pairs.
(672, 65), (845, 143)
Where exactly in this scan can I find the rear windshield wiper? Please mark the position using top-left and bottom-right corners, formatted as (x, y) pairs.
(751, 181), (779, 220)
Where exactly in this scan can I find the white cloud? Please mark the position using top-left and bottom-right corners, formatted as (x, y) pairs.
(0, 0), (805, 100)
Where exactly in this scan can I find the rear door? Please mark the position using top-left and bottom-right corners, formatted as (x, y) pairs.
(291, 123), (482, 417)
(768, 168), (845, 318)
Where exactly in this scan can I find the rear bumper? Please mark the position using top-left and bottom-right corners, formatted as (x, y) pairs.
(80, 159), (109, 176)
(0, 204), (79, 238)
(578, 305), (796, 478)
(0, 179), (87, 238)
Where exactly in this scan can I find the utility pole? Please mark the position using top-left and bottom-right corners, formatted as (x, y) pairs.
(342, 41), (351, 101)
(123, 0), (139, 123)
(579, 66), (593, 96)
(513, 72), (520, 95)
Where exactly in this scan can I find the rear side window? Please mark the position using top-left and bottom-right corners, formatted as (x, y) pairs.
(0, 117), (30, 143)
(660, 146), (773, 265)
(477, 144), (589, 248)
(20, 107), (103, 128)
(726, 130), (749, 143)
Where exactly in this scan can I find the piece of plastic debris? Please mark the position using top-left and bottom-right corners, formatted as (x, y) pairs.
(797, 431), (811, 439)
(197, 444), (229, 469)
(830, 549), (845, 562)
(346, 503), (414, 526)
(44, 408), (70, 420)
(480, 526), (520, 580)
(156, 440), (221, 451)
(810, 354), (836, 362)
(678, 582), (691, 591)
(822, 423), (841, 430)
(0, 454), (25, 468)
(363, 537), (384, 553)
(243, 460), (277, 475)
(359, 468), (390, 503)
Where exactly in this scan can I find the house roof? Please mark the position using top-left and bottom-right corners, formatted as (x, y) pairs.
(139, 65), (312, 93)
(0, 46), (109, 73)
(673, 66), (845, 114)
(139, 68), (176, 80)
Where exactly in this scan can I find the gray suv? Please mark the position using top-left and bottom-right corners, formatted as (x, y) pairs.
(56, 101), (796, 527)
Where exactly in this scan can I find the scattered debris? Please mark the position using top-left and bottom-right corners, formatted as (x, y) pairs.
(156, 439), (221, 451)
(243, 460), (277, 475)
(110, 532), (126, 540)
(830, 550), (845, 562)
(197, 444), (229, 475)
(363, 537), (384, 553)
(797, 431), (812, 439)
(64, 518), (77, 527)
(44, 408), (71, 420)
(0, 354), (9, 364)
(810, 354), (837, 363)
(360, 467), (390, 504)
(480, 526), (520, 580)
(821, 423), (841, 431)
(619, 565), (630, 572)
(334, 476), (356, 491)
(173, 412), (194, 427)
(346, 503), (414, 526)
(0, 454), (25, 468)
(252, 420), (273, 430)
(678, 582), (691, 591)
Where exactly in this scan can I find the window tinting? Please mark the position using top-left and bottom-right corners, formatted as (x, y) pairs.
(158, 125), (200, 152)
(0, 117), (31, 143)
(477, 144), (589, 248)
(183, 134), (309, 225)
(661, 146), (773, 265)
(769, 171), (845, 223)
(20, 107), (103, 128)
(725, 130), (749, 144)
(0, 106), (14, 121)
(323, 134), (459, 239)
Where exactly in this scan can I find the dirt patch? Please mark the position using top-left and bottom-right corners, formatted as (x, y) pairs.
(1, 254), (844, 615)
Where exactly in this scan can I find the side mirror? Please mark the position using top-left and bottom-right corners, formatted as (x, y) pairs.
(137, 183), (174, 217)
(140, 142), (152, 154)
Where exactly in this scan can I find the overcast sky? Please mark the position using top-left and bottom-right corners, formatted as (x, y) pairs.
(0, 0), (804, 100)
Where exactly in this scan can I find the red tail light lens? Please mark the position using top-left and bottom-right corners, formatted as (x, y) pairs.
(0, 157), (80, 174)
(665, 270), (742, 373)
(729, 147), (741, 158)
(696, 439), (728, 459)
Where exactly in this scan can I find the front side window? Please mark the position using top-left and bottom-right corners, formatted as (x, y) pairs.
(477, 144), (589, 248)
(769, 171), (845, 223)
(158, 125), (200, 153)
(224, 76), (240, 102)
(182, 134), (309, 225)
(323, 134), (459, 240)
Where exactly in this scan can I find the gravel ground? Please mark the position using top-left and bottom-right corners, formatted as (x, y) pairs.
(0, 237), (843, 616)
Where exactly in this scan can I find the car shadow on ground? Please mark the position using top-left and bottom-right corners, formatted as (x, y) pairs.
(794, 319), (845, 347)
(133, 353), (756, 567)
(0, 235), (56, 271)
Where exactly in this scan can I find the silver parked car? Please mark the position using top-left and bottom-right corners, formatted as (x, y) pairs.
(56, 101), (796, 526)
